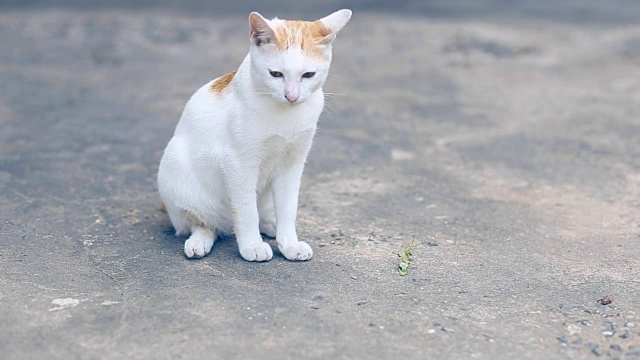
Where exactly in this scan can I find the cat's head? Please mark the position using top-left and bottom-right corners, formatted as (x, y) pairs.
(248, 9), (352, 105)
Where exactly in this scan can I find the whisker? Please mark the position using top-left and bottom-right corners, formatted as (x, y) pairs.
(323, 106), (335, 120)
(324, 102), (337, 116)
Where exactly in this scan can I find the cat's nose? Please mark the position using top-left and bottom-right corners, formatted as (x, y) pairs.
(285, 93), (299, 103)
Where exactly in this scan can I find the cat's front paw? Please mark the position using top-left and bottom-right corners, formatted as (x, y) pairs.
(239, 242), (273, 262)
(279, 241), (313, 261)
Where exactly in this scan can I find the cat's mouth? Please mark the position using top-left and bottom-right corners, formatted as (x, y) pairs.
(274, 94), (307, 105)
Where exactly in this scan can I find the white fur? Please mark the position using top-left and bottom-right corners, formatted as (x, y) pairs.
(158, 10), (351, 262)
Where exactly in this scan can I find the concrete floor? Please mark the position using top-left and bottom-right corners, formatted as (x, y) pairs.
(1, 1), (639, 359)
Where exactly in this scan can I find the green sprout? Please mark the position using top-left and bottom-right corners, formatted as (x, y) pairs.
(396, 241), (417, 276)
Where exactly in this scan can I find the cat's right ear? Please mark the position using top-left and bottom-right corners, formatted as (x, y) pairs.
(249, 12), (275, 47)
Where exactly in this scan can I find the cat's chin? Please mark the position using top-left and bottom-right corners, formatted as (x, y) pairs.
(275, 97), (308, 106)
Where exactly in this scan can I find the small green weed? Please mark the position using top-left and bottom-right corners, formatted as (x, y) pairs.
(395, 241), (417, 276)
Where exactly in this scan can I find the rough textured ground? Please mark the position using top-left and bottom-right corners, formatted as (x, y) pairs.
(1, 1), (639, 359)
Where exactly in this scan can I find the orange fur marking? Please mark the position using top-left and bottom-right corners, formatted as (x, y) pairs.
(273, 20), (332, 60)
(182, 209), (207, 228)
(209, 71), (236, 94)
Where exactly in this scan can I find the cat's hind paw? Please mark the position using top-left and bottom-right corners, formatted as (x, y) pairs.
(279, 241), (313, 261)
(239, 242), (273, 262)
(259, 221), (277, 238)
(184, 230), (214, 259)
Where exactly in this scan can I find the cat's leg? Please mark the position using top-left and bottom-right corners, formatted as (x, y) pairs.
(258, 187), (277, 238)
(272, 159), (313, 261)
(182, 210), (216, 258)
(225, 163), (273, 262)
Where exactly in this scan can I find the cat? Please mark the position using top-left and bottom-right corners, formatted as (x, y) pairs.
(157, 10), (352, 262)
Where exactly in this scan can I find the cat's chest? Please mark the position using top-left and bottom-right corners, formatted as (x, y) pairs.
(257, 128), (315, 176)
(259, 128), (314, 157)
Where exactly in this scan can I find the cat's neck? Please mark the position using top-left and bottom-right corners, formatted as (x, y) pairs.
(231, 54), (256, 103)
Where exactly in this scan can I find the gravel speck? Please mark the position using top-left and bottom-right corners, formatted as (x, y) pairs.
(601, 329), (615, 337)
(598, 296), (613, 306)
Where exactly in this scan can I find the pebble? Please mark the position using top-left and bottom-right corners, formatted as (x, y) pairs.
(587, 344), (602, 356)
(601, 329), (615, 337)
(577, 319), (591, 326)
(610, 344), (623, 352)
(357, 301), (367, 306)
(427, 329), (436, 334)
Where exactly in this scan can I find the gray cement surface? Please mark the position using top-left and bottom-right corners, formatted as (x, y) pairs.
(1, 1), (639, 359)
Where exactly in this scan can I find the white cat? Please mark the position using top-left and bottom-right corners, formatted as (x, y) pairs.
(157, 10), (352, 262)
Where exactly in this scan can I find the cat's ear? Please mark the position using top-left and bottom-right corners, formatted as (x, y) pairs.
(249, 12), (275, 47)
(317, 9), (352, 45)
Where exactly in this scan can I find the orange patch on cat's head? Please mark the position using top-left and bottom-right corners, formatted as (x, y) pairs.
(209, 71), (236, 94)
(273, 20), (332, 61)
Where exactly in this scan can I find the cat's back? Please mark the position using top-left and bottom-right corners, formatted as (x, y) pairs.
(186, 72), (237, 114)
(175, 71), (240, 136)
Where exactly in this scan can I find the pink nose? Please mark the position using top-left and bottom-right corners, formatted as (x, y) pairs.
(285, 93), (299, 103)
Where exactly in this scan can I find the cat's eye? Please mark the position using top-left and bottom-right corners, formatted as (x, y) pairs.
(302, 72), (316, 78)
(270, 71), (283, 78)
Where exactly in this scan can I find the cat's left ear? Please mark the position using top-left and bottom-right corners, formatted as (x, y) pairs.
(317, 9), (352, 45)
